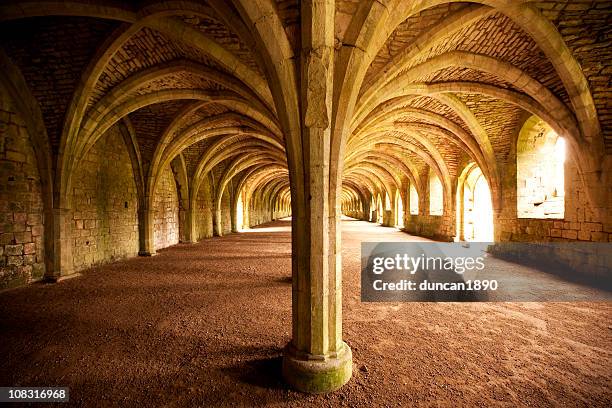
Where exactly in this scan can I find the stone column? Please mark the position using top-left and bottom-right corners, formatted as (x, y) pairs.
(44, 207), (73, 280)
(362, 199), (370, 221)
(230, 194), (238, 233)
(178, 206), (188, 243)
(137, 203), (156, 256)
(243, 192), (250, 229)
(213, 206), (223, 236)
(179, 206), (197, 243)
(383, 210), (393, 227)
(282, 0), (352, 393)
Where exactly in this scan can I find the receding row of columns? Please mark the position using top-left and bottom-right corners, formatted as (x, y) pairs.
(45, 177), (290, 278)
(6, 0), (606, 397)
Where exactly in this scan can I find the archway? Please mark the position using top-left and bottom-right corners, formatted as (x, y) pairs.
(395, 190), (404, 228)
(236, 190), (244, 231)
(409, 183), (419, 216)
(369, 195), (376, 221)
(457, 164), (494, 242)
(429, 171), (443, 216)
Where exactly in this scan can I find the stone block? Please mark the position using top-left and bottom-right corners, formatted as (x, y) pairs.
(5, 244), (23, 256)
(31, 225), (43, 236)
(23, 254), (35, 265)
(11, 222), (26, 232)
(577, 230), (590, 241)
(1, 223), (13, 233)
(5, 150), (26, 162)
(562, 230), (577, 240)
(0, 233), (13, 245)
(7, 255), (23, 266)
(13, 212), (27, 223)
(14, 231), (32, 243)
(27, 213), (42, 225)
(583, 222), (602, 232)
(17, 264), (32, 278)
(32, 263), (45, 278)
(23, 242), (35, 254)
(590, 231), (606, 242)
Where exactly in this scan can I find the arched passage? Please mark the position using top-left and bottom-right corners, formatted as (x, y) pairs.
(1, 0), (610, 399)
(409, 183), (419, 216)
(395, 190), (404, 228)
(429, 171), (444, 216)
(457, 164), (494, 242)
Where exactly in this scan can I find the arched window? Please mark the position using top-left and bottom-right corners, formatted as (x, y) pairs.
(517, 116), (565, 219)
(409, 184), (419, 215)
(429, 171), (443, 216)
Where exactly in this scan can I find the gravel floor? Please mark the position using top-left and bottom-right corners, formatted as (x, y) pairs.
(0, 218), (610, 407)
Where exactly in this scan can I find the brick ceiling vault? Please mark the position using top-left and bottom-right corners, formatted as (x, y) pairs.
(0, 0), (608, 214)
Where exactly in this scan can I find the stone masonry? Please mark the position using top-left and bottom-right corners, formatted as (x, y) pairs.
(0, 92), (45, 289)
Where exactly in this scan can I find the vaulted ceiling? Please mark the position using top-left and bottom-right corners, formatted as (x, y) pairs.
(0, 0), (608, 211)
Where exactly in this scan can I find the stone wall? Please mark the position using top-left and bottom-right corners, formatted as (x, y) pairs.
(71, 125), (138, 271)
(402, 173), (455, 241)
(153, 166), (179, 250)
(482, 117), (608, 278)
(493, 146), (610, 280)
(496, 148), (609, 243)
(404, 214), (454, 241)
(0, 93), (45, 289)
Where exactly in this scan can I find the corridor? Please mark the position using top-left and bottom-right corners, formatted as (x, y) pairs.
(1, 219), (610, 406)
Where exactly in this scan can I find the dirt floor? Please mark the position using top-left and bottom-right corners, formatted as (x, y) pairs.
(0, 219), (610, 407)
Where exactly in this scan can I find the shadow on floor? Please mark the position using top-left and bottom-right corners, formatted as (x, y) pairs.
(224, 354), (287, 391)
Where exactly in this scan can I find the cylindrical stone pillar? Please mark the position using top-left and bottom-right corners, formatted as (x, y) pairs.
(282, 0), (351, 394)
(137, 204), (156, 256)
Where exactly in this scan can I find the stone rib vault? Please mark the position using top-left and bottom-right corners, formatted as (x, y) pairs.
(0, 0), (610, 393)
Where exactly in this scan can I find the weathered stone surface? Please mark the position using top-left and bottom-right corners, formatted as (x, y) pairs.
(5, 244), (23, 256)
(71, 125), (138, 271)
(0, 93), (44, 289)
(0, 0), (610, 395)
(0, 17), (119, 151)
(153, 166), (179, 251)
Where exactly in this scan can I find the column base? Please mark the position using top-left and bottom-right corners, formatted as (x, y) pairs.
(282, 342), (352, 393)
(138, 251), (157, 256)
(43, 272), (81, 283)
